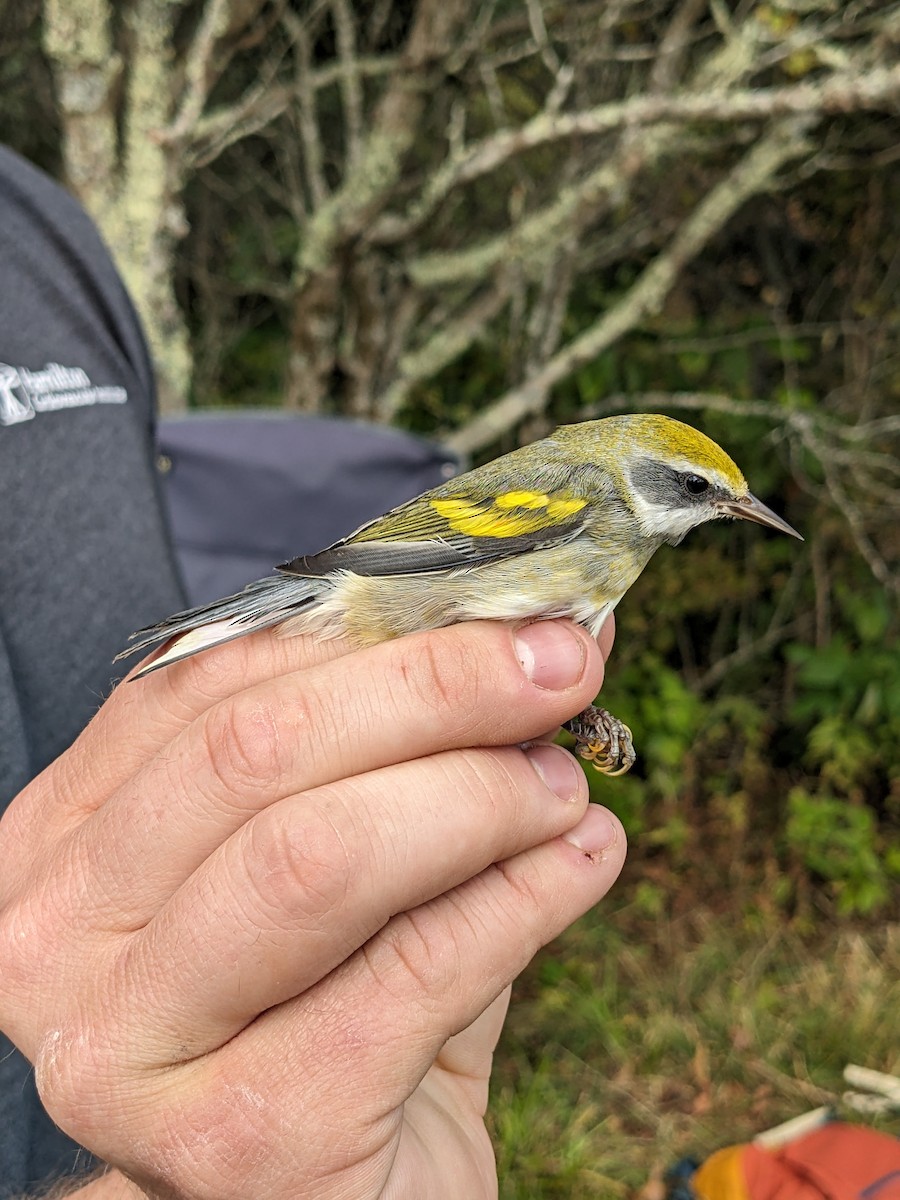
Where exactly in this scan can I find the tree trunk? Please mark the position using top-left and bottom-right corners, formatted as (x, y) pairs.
(44, 0), (192, 412)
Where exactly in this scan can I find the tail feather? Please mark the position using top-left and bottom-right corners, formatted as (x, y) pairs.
(117, 574), (324, 679)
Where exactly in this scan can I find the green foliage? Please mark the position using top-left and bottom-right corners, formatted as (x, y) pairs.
(201, 325), (291, 409)
(592, 549), (897, 912)
(550, 282), (899, 914)
(789, 628), (899, 746)
(533, 192), (900, 915)
(772, 583), (899, 912)
(785, 789), (894, 915)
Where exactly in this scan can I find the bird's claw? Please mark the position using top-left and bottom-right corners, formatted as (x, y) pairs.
(565, 705), (636, 776)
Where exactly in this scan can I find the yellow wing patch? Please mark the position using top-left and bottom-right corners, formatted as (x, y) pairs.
(494, 490), (549, 510)
(430, 493), (587, 539)
(546, 497), (589, 519)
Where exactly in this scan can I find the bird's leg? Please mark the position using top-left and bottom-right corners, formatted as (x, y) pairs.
(564, 706), (636, 776)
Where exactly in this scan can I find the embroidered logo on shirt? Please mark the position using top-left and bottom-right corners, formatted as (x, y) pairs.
(0, 361), (127, 426)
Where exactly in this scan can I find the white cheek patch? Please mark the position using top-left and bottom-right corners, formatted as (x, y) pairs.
(629, 491), (717, 542)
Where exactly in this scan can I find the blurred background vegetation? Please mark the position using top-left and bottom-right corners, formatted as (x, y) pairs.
(2, 0), (897, 1189)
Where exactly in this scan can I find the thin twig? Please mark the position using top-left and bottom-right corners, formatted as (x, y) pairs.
(331, 0), (364, 169)
(167, 0), (236, 144)
(376, 281), (513, 421)
(285, 10), (328, 208)
(446, 120), (815, 457)
(181, 55), (399, 168)
(649, 0), (708, 94)
(374, 64), (900, 243)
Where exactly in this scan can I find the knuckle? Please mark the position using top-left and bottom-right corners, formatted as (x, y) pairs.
(488, 858), (549, 958)
(34, 1019), (115, 1146)
(443, 748), (518, 824)
(242, 803), (353, 929)
(493, 857), (545, 921)
(374, 907), (463, 1009)
(38, 1023), (265, 1200)
(168, 1110), (265, 1198)
(140, 1073), (280, 1199)
(0, 899), (36, 1007)
(457, 743), (538, 814)
(416, 634), (471, 713)
(0, 889), (71, 1024)
(393, 626), (499, 728)
(199, 691), (296, 795)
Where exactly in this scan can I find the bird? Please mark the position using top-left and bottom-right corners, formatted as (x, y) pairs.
(119, 414), (802, 775)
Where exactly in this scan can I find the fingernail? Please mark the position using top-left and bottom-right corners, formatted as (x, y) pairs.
(515, 621), (585, 690)
(525, 744), (581, 802)
(563, 805), (619, 856)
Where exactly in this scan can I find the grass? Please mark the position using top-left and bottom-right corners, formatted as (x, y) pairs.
(488, 864), (900, 1197)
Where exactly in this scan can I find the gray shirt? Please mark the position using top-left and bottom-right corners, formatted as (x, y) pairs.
(0, 146), (184, 1198)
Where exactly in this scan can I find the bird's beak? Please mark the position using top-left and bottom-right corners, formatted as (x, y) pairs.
(718, 493), (803, 540)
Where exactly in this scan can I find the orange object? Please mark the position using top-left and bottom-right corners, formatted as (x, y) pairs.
(692, 1123), (900, 1199)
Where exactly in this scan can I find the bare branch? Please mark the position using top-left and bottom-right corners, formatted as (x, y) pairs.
(373, 64), (900, 244)
(817, 449), (898, 592)
(285, 10), (327, 208)
(697, 617), (807, 692)
(292, 0), (471, 283)
(446, 119), (816, 456)
(331, 0), (364, 169)
(185, 54), (400, 170)
(525, 0), (562, 74)
(407, 106), (680, 291)
(525, 238), (578, 373)
(43, 0), (120, 206)
(844, 415), (900, 439)
(192, 99), (275, 171)
(375, 281), (513, 422)
(445, 0), (501, 75)
(407, 155), (632, 286)
(478, 56), (506, 128)
(649, 0), (708, 94)
(583, 391), (785, 420)
(167, 0), (236, 145)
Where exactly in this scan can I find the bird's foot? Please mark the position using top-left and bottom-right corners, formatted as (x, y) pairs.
(564, 705), (636, 776)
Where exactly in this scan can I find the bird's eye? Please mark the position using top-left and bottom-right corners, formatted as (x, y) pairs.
(683, 474), (710, 496)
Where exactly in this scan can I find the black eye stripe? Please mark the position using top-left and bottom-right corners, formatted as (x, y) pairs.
(683, 473), (710, 495)
(629, 458), (715, 508)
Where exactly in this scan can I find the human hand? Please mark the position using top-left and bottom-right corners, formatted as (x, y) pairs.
(0, 617), (625, 1199)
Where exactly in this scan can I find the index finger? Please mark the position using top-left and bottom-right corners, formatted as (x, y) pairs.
(26, 613), (617, 830)
(123, 611), (617, 766)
